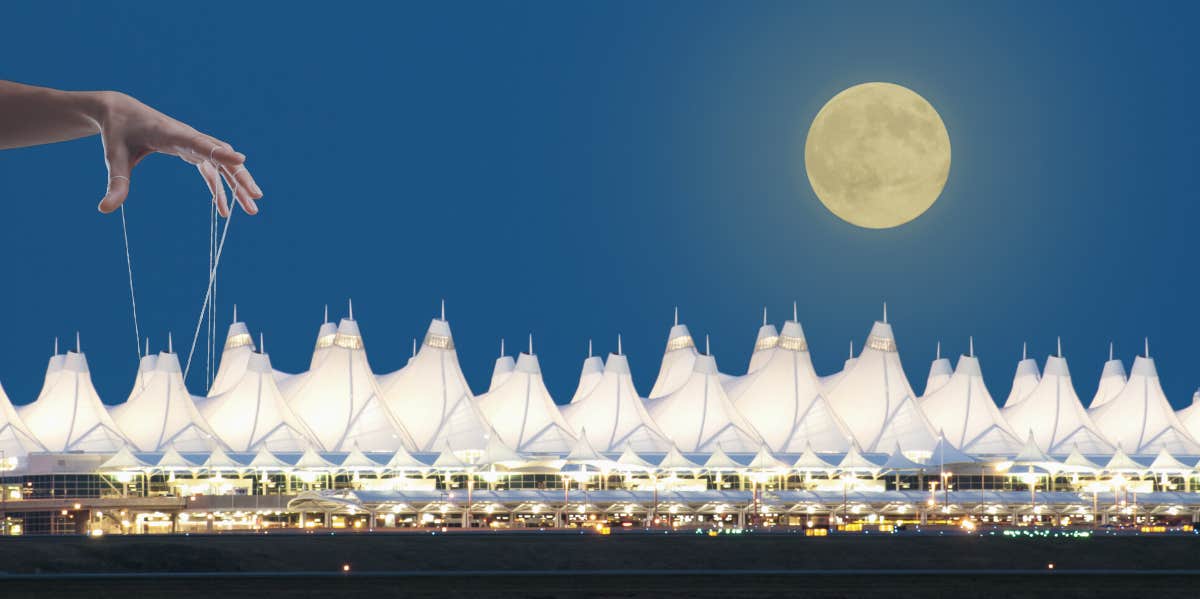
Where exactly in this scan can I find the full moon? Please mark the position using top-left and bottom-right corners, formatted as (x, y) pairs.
(805, 82), (951, 229)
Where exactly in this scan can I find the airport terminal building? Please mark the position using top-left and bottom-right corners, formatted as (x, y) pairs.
(3, 307), (1200, 535)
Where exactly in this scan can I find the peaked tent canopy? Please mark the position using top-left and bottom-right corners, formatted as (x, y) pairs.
(647, 311), (700, 400)
(1059, 446), (1101, 474)
(569, 351), (605, 405)
(0, 380), (44, 457)
(20, 347), (127, 453)
(824, 319), (937, 453)
(488, 340), (515, 392)
(477, 352), (576, 454)
(285, 315), (417, 453)
(1178, 391), (1200, 443)
(111, 349), (223, 453)
(1002, 352), (1114, 455)
(1089, 354), (1200, 456)
(380, 317), (492, 453)
(202, 347), (316, 452)
(919, 353), (1022, 455)
(923, 343), (953, 397)
(562, 351), (672, 453)
(208, 315), (257, 397)
(746, 308), (779, 374)
(1003, 346), (1041, 408)
(647, 350), (762, 453)
(1089, 349), (1127, 410)
(726, 320), (852, 453)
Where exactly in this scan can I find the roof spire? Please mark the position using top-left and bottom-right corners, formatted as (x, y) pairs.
(323, 304), (328, 324)
(705, 334), (710, 355)
(1057, 336), (1062, 358)
(54, 337), (58, 356)
(528, 333), (533, 355)
(260, 332), (265, 354)
(588, 339), (593, 358)
(233, 303), (238, 324)
(1109, 341), (1114, 361)
(348, 298), (354, 320)
(412, 338), (417, 358)
(617, 334), (623, 356)
(168, 332), (173, 354)
(441, 298), (446, 321)
(145, 337), (150, 357)
(673, 306), (678, 327)
(969, 336), (974, 357)
(936, 340), (941, 360)
(1022, 341), (1027, 361)
(849, 339), (854, 359)
(76, 331), (81, 353)
(1145, 337), (1150, 358)
(882, 302), (888, 324)
(499, 338), (505, 358)
(762, 306), (767, 327)
(793, 301), (798, 322)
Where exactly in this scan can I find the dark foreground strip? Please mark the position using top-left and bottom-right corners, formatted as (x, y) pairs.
(4, 568), (1200, 580)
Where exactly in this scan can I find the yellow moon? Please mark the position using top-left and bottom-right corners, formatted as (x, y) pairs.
(805, 82), (951, 229)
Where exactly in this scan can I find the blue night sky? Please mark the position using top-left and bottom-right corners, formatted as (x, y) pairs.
(1, 2), (1197, 410)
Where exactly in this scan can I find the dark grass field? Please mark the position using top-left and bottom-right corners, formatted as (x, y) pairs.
(1, 531), (1198, 597)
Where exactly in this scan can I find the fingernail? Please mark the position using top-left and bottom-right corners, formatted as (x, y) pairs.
(247, 198), (259, 214)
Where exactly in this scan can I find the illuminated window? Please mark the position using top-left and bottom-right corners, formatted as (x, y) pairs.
(334, 334), (364, 350)
(315, 334), (335, 349)
(425, 333), (455, 350)
(866, 335), (897, 352)
(225, 333), (253, 350)
(665, 336), (695, 352)
(754, 336), (779, 351)
(777, 335), (808, 352)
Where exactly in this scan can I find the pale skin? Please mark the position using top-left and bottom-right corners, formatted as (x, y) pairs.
(0, 80), (262, 216)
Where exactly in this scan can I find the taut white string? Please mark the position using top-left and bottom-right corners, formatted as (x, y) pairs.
(119, 203), (142, 361)
(184, 171), (238, 384)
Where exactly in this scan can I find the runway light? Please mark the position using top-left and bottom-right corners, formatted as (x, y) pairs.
(342, 564), (351, 572)
(1048, 563), (1055, 570)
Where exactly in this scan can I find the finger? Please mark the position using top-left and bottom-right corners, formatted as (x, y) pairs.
(98, 144), (133, 214)
(198, 161), (230, 218)
(193, 134), (262, 200)
(219, 164), (259, 215)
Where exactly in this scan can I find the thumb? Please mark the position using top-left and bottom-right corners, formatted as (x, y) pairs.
(98, 145), (133, 214)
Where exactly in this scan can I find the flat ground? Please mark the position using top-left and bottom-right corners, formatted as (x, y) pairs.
(0, 530), (1197, 597)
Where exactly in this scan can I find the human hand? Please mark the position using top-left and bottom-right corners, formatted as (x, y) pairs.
(93, 91), (263, 216)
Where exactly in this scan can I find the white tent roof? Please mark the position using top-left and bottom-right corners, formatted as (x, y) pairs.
(202, 349), (316, 452)
(1103, 446), (1146, 474)
(379, 318), (491, 453)
(648, 314), (700, 399)
(563, 429), (614, 467)
(837, 443), (881, 473)
(882, 442), (926, 472)
(1059, 446), (1101, 474)
(570, 353), (605, 405)
(294, 447), (336, 470)
(703, 445), (745, 471)
(1003, 346), (1040, 408)
(646, 351), (762, 453)
(1089, 354), (1200, 456)
(156, 447), (199, 472)
(110, 350), (222, 452)
(382, 445), (430, 471)
(127, 351), (158, 402)
(477, 352), (576, 454)
(0, 379), (44, 456)
(20, 348), (127, 452)
(657, 444), (702, 471)
(1089, 350), (1127, 409)
(203, 446), (245, 471)
(919, 352), (1022, 455)
(488, 340), (515, 392)
(1178, 391), (1200, 443)
(247, 448), (291, 471)
(285, 317), (416, 452)
(616, 444), (656, 471)
(726, 320), (852, 453)
(746, 317), (779, 375)
(208, 317), (257, 397)
(561, 352), (672, 453)
(923, 342), (952, 397)
(340, 445), (383, 471)
(793, 443), (836, 472)
(99, 446), (150, 471)
(927, 434), (977, 466)
(1148, 449), (1193, 474)
(824, 320), (937, 453)
(745, 444), (789, 472)
(1011, 432), (1057, 469)
(479, 431), (528, 469)
(1001, 352), (1114, 455)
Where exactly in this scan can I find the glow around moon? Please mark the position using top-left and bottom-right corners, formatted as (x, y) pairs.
(805, 82), (951, 229)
